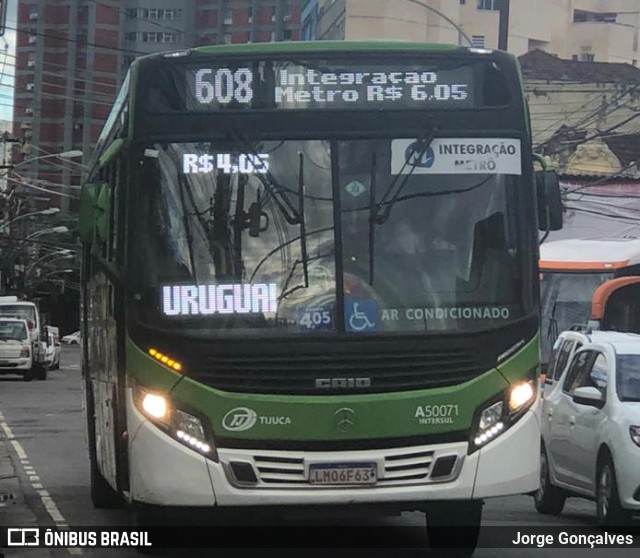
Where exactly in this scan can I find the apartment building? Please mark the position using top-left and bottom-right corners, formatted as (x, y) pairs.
(195, 1), (300, 45)
(12, 0), (301, 212)
(310, 0), (640, 65)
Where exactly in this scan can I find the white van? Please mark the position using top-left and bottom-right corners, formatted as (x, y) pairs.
(0, 317), (34, 380)
(44, 325), (61, 370)
(0, 296), (47, 380)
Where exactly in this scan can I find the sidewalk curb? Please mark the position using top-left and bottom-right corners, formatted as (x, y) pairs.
(0, 416), (39, 524)
(0, 414), (62, 558)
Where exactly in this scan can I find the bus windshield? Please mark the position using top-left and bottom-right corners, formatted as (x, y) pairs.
(540, 271), (614, 362)
(130, 136), (528, 336)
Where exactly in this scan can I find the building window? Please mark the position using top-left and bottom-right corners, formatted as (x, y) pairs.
(164, 9), (180, 20)
(477, 0), (499, 10)
(126, 8), (182, 20)
(223, 6), (232, 25)
(471, 35), (485, 48)
(126, 31), (182, 43)
(573, 10), (617, 23)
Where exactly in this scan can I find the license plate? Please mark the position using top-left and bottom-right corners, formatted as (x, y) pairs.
(308, 463), (377, 485)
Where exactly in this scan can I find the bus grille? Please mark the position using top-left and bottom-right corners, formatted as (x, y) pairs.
(222, 445), (441, 488)
(193, 348), (484, 395)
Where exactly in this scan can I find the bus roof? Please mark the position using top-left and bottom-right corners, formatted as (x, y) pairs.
(135, 40), (514, 65)
(540, 238), (640, 271)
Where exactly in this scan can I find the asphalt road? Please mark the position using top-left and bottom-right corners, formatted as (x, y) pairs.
(1, 346), (638, 558)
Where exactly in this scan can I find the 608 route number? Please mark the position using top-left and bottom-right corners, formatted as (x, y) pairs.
(194, 68), (253, 104)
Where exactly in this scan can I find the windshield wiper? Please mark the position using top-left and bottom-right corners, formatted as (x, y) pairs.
(368, 150), (377, 285)
(547, 300), (559, 349)
(176, 172), (199, 282)
(228, 129), (302, 226)
(297, 152), (310, 290)
(371, 128), (437, 224)
(265, 152), (311, 303)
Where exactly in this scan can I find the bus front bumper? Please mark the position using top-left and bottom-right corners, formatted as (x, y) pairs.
(127, 390), (540, 507)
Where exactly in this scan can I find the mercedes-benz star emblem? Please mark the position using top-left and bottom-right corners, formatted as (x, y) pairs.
(334, 407), (355, 433)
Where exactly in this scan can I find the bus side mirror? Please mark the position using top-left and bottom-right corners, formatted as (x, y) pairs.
(536, 171), (563, 232)
(95, 183), (110, 242)
(79, 182), (109, 243)
(79, 183), (99, 242)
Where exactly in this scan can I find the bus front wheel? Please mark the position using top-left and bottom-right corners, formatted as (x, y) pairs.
(426, 501), (482, 557)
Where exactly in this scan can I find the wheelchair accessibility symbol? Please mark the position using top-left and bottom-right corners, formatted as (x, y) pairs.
(345, 299), (378, 332)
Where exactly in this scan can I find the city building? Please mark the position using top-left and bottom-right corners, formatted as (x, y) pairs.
(520, 49), (640, 154)
(12, 0), (302, 213)
(313, 0), (640, 64)
(301, 0), (319, 41)
(194, 1), (300, 45)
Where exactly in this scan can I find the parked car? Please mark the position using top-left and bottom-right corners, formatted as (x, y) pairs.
(61, 331), (81, 345)
(0, 317), (34, 381)
(44, 326), (61, 370)
(535, 332), (640, 525)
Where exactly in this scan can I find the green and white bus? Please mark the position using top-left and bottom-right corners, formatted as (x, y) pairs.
(79, 41), (562, 552)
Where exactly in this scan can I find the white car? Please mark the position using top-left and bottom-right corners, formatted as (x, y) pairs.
(61, 331), (81, 345)
(543, 329), (637, 392)
(535, 332), (640, 525)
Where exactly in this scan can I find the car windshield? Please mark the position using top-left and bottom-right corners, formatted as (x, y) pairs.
(616, 354), (640, 402)
(0, 322), (28, 341)
(0, 305), (36, 326)
(129, 137), (529, 337)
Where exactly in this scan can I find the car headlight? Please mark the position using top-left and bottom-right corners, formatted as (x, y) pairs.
(630, 426), (640, 448)
(134, 385), (216, 459)
(470, 379), (537, 454)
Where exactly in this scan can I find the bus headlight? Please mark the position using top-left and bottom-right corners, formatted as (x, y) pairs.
(509, 382), (535, 412)
(473, 401), (505, 449)
(470, 379), (537, 454)
(175, 410), (211, 454)
(134, 385), (215, 459)
(141, 393), (168, 420)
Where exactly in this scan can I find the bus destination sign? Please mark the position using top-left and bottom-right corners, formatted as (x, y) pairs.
(186, 61), (478, 111)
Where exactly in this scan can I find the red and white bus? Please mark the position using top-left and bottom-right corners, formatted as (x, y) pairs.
(540, 238), (640, 365)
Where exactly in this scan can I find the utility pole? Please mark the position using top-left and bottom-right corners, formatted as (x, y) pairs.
(498, 0), (510, 51)
(0, 0), (6, 37)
